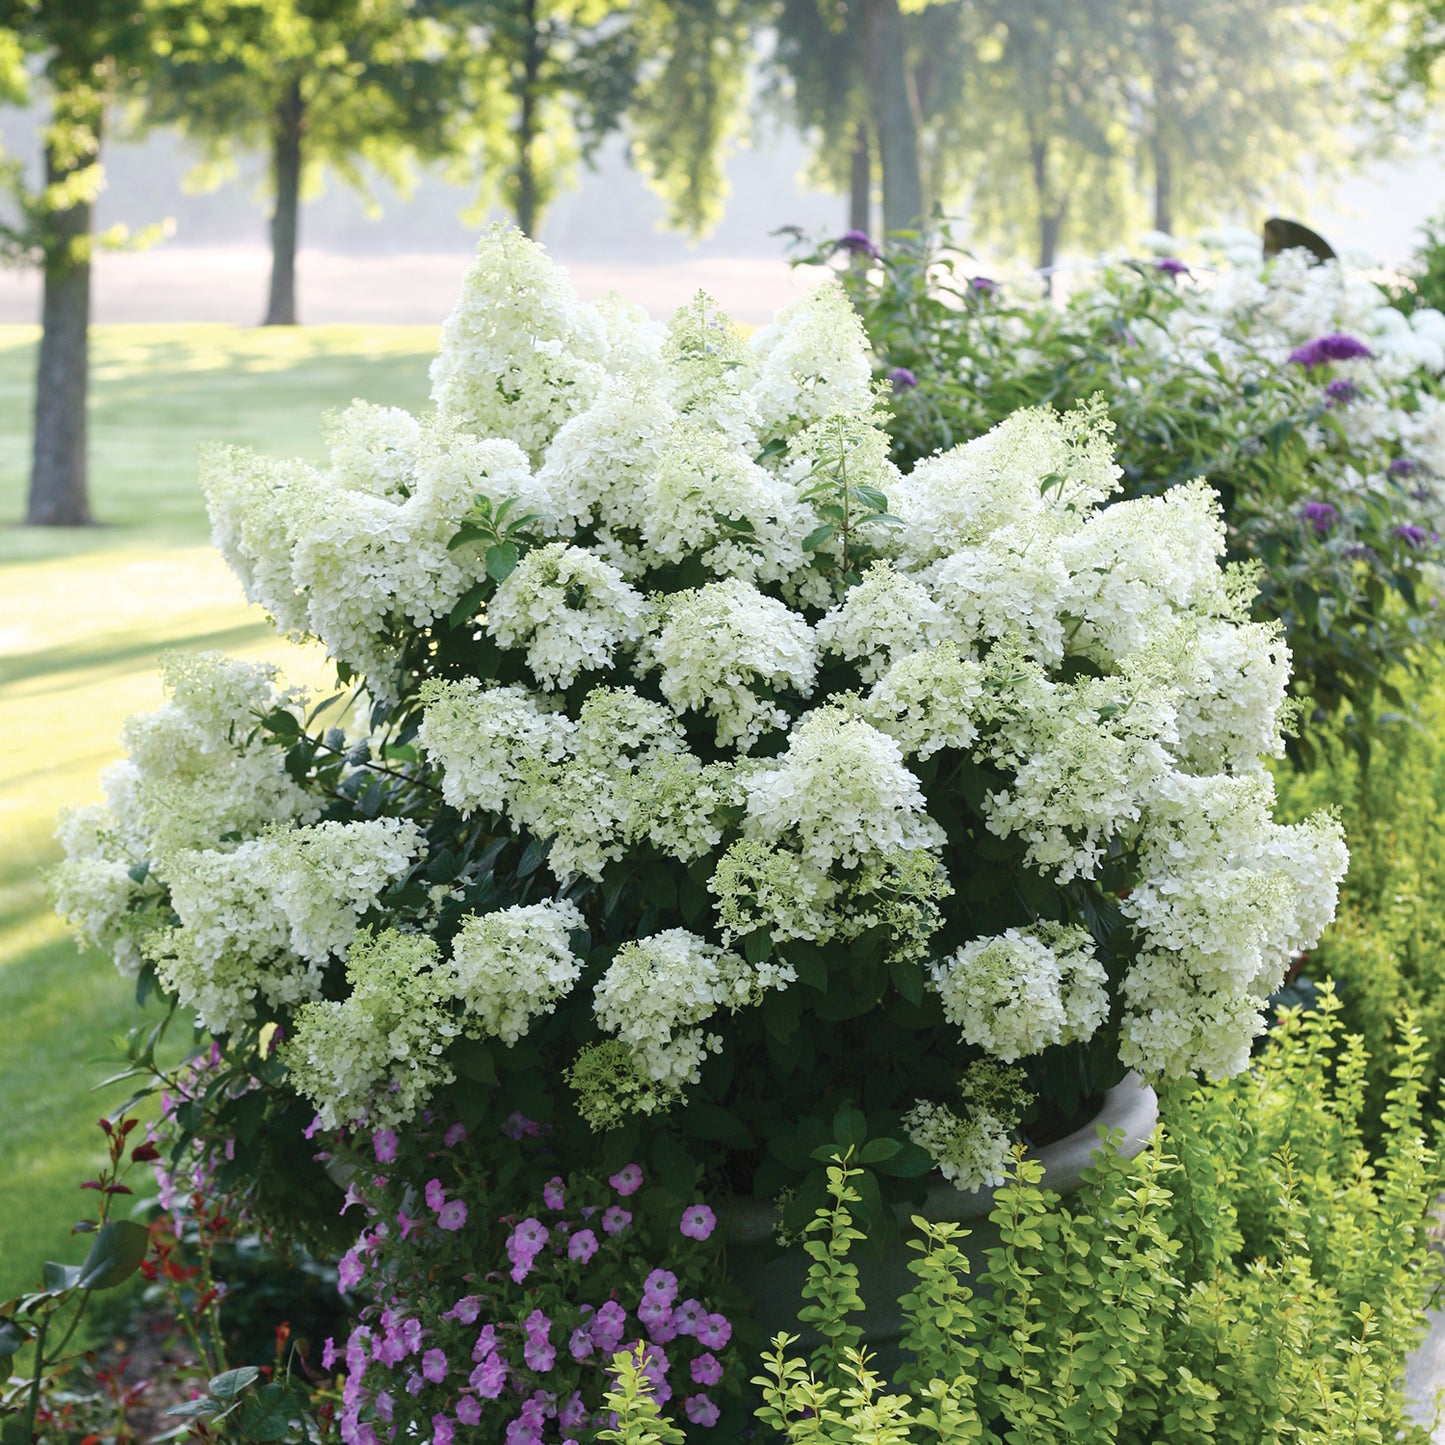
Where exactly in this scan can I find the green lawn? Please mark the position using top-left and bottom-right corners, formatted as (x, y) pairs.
(0, 324), (438, 1303)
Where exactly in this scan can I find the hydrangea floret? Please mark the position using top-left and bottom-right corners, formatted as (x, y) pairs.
(56, 227), (1345, 1294)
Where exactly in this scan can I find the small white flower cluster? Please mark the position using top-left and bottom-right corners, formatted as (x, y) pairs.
(931, 924), (1108, 1063)
(151, 818), (423, 1034)
(903, 1061), (1030, 1192)
(286, 898), (587, 1129)
(51, 653), (321, 976)
(587, 929), (794, 1118)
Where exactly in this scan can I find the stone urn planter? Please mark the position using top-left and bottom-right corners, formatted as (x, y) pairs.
(722, 1073), (1159, 1377)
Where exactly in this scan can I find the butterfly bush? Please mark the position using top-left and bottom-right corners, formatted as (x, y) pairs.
(798, 224), (1445, 750)
(56, 226), (1344, 1266)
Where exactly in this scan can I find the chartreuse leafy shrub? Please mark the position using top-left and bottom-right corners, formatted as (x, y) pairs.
(603, 990), (1443, 1444)
(1271, 664), (1445, 1145)
(791, 225), (1445, 752)
(54, 226), (1349, 1442)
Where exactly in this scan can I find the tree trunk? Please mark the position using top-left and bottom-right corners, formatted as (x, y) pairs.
(27, 119), (98, 527)
(849, 121), (871, 236)
(263, 78), (305, 327)
(515, 0), (543, 237)
(1152, 134), (1173, 236)
(862, 0), (923, 241)
(1029, 137), (1066, 292)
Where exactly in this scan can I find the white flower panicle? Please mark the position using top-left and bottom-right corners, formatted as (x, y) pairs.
(641, 579), (818, 750)
(487, 542), (647, 689)
(743, 707), (944, 872)
(588, 929), (794, 1117)
(450, 900), (586, 1045)
(931, 924), (1108, 1063)
(864, 645), (986, 758)
(430, 225), (610, 462)
(903, 1061), (1031, 1192)
(815, 562), (950, 683)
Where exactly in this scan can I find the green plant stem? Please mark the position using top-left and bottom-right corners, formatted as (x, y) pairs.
(21, 1308), (51, 1445)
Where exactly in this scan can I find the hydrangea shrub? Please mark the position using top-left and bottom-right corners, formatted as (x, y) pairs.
(57, 226), (1345, 1258)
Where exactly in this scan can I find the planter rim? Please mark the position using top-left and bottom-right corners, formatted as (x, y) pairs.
(724, 1071), (1159, 1243)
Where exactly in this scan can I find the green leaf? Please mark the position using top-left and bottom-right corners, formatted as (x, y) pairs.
(447, 521), (491, 552)
(874, 1142), (935, 1177)
(486, 542), (519, 582)
(742, 927), (773, 965)
(889, 958), (925, 1007)
(786, 944), (828, 994)
(448, 581), (490, 628)
(209, 1366), (262, 1401)
(832, 1101), (869, 1150)
(77, 1220), (150, 1291)
(451, 1038), (497, 1086)
(262, 708), (301, 739)
(41, 1262), (82, 1294)
(802, 523), (837, 552)
(165, 1400), (223, 1420)
(0, 1320), (28, 1369)
(237, 1384), (306, 1441)
(857, 1137), (903, 1165)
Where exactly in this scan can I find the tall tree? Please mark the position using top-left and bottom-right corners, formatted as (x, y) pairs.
(1123, 0), (1355, 236)
(148, 0), (461, 325)
(0, 0), (181, 526)
(441, 0), (638, 238)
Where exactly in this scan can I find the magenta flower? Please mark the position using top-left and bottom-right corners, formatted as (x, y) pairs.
(643, 1268), (678, 1301)
(443, 1122), (467, 1148)
(602, 1206), (632, 1236)
(684, 1394), (720, 1427)
(637, 1296), (673, 1332)
(456, 1395), (482, 1427)
(1390, 457), (1421, 477)
(321, 1337), (338, 1370)
(337, 1249), (364, 1291)
(679, 1204), (716, 1241)
(590, 1301), (628, 1352)
(470, 1352), (507, 1397)
(404, 1371), (423, 1396)
(544, 1176), (566, 1210)
(696, 1313), (732, 1350)
(303, 1114), (324, 1141)
(1299, 501), (1339, 534)
(524, 1335), (556, 1372)
(1395, 524), (1431, 547)
(568, 1228), (599, 1263)
(444, 1296), (481, 1324)
(673, 1298), (706, 1336)
(502, 1112), (541, 1139)
(1325, 378), (1360, 406)
(887, 366), (918, 392)
(691, 1352), (724, 1386)
(472, 1324), (498, 1362)
(374, 1391), (394, 1423)
(559, 1393), (587, 1432)
(609, 1163), (644, 1196)
(437, 1198), (468, 1231)
(424, 1178), (446, 1211)
(1154, 257), (1189, 277)
(399, 1317), (423, 1354)
(569, 1325), (594, 1361)
(422, 1348), (448, 1383)
(372, 1128), (398, 1163)
(432, 1414), (455, 1445)
(1288, 333), (1375, 369)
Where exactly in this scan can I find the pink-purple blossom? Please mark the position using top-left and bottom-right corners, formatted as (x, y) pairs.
(684, 1394), (720, 1427)
(602, 1206), (632, 1236)
(337, 1249), (364, 1291)
(1154, 257), (1189, 277)
(569, 1325), (594, 1361)
(691, 1351), (724, 1386)
(887, 366), (917, 391)
(543, 1176), (566, 1210)
(590, 1301), (628, 1353)
(1299, 501), (1339, 534)
(568, 1228), (599, 1263)
(445, 1296), (481, 1324)
(422, 1348), (448, 1383)
(609, 1163), (643, 1196)
(432, 1413), (455, 1445)
(456, 1395), (482, 1427)
(835, 229), (880, 259)
(437, 1198), (468, 1231)
(679, 1204), (716, 1241)
(372, 1128), (397, 1163)
(470, 1352), (507, 1397)
(696, 1313), (732, 1350)
(673, 1298), (706, 1336)
(643, 1268), (678, 1301)
(424, 1178), (446, 1211)
(443, 1122), (467, 1148)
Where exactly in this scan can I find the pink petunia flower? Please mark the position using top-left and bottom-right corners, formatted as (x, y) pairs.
(696, 1313), (732, 1350)
(608, 1163), (643, 1196)
(444, 1122), (468, 1148)
(455, 1395), (482, 1427)
(602, 1206), (632, 1236)
(684, 1394), (719, 1427)
(422, 1348), (448, 1383)
(691, 1352), (724, 1386)
(568, 1228), (598, 1263)
(424, 1178), (447, 1211)
(679, 1204), (716, 1240)
(543, 1176), (566, 1210)
(372, 1128), (398, 1164)
(438, 1198), (468, 1231)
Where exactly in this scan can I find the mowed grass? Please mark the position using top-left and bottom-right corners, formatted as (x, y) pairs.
(0, 324), (438, 1303)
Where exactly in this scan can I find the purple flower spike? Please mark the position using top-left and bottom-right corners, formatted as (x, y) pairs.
(1395, 524), (1431, 548)
(1390, 457), (1421, 478)
(1154, 257), (1190, 277)
(887, 366), (918, 392)
(1288, 333), (1375, 369)
(1299, 501), (1339, 534)
(969, 276), (997, 294)
(1324, 378), (1360, 407)
(835, 229), (880, 259)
